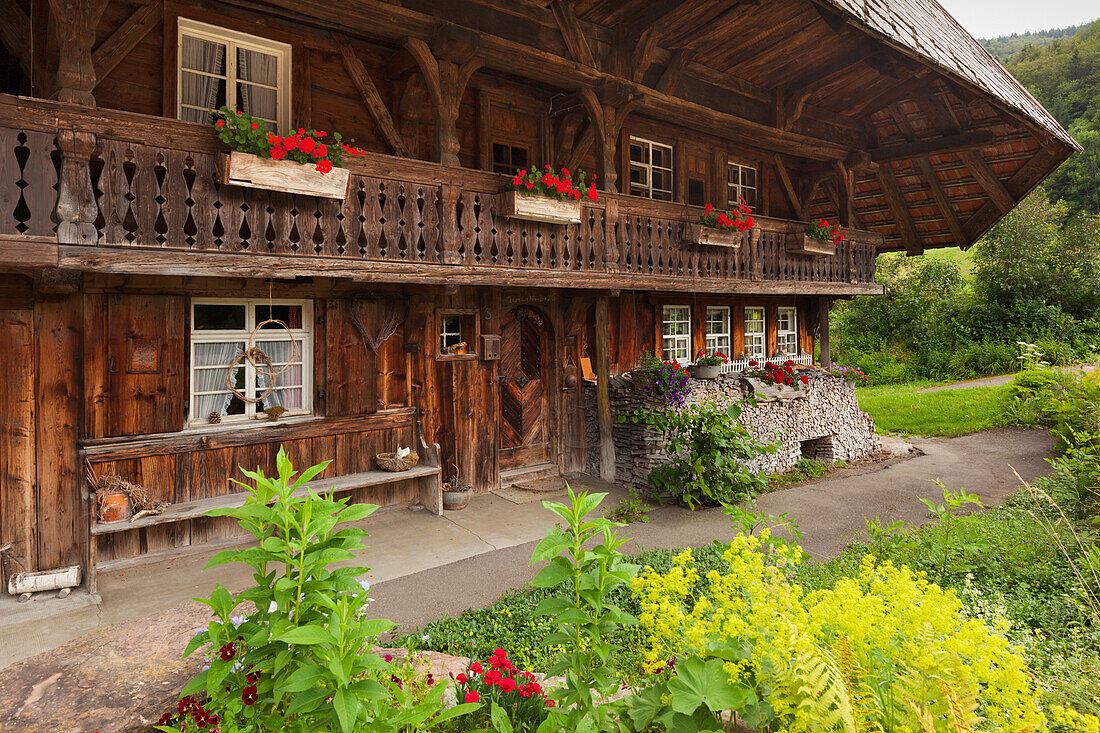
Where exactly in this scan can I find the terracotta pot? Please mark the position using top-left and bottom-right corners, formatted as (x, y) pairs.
(689, 364), (722, 379)
(97, 490), (131, 523)
(442, 489), (471, 511)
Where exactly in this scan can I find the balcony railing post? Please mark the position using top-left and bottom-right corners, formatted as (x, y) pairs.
(440, 183), (461, 265)
(54, 127), (99, 245)
(602, 199), (619, 272)
(749, 227), (763, 281)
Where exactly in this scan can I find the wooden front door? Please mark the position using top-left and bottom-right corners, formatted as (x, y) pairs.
(498, 305), (552, 471)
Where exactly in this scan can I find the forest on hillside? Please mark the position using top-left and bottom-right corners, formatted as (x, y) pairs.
(981, 24), (1089, 62)
(1001, 20), (1100, 216)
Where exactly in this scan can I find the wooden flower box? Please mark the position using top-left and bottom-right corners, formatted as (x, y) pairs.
(217, 151), (352, 200)
(785, 232), (835, 256)
(501, 190), (582, 225)
(682, 223), (744, 248)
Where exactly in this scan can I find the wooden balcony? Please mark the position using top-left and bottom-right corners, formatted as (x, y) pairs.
(0, 95), (881, 294)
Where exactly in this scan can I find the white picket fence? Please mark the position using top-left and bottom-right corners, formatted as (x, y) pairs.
(714, 351), (813, 375)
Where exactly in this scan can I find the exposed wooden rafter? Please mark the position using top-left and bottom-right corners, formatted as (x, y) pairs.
(338, 40), (411, 157)
(870, 130), (995, 163)
(549, 0), (596, 68)
(773, 154), (803, 220)
(958, 150), (1014, 212)
(655, 48), (693, 94)
(877, 167), (923, 256)
(92, 0), (163, 86)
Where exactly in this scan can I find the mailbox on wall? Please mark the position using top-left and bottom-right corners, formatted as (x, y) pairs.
(481, 334), (501, 360)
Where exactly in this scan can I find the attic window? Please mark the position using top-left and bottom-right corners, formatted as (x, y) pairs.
(727, 162), (758, 209)
(629, 137), (674, 201)
(491, 142), (530, 175)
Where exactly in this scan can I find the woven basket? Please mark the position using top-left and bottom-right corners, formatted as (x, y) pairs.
(376, 452), (419, 472)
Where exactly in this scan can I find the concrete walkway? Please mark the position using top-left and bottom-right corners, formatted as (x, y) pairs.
(916, 363), (1096, 393)
(0, 428), (1056, 732)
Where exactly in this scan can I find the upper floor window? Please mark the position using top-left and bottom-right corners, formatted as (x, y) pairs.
(662, 305), (691, 364)
(727, 162), (758, 209)
(744, 306), (765, 359)
(190, 299), (312, 427)
(705, 306), (730, 356)
(629, 137), (673, 201)
(491, 141), (530, 175)
(777, 307), (798, 356)
(177, 18), (291, 131)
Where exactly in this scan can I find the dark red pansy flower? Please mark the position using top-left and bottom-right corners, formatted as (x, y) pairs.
(242, 685), (258, 705)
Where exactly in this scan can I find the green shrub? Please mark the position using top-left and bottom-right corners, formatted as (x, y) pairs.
(947, 341), (1018, 378)
(852, 349), (911, 385)
(1038, 338), (1079, 366)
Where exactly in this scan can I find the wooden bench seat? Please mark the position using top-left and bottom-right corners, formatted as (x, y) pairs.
(91, 465), (442, 535)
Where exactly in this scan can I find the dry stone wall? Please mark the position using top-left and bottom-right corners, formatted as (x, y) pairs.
(584, 370), (879, 494)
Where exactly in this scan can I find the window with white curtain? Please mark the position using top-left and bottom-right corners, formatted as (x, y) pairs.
(190, 299), (312, 427)
(177, 18), (291, 131)
(744, 306), (766, 359)
(777, 307), (798, 356)
(662, 305), (691, 363)
(705, 306), (730, 355)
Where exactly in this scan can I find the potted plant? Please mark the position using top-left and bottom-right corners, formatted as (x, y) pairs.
(787, 217), (845, 256)
(629, 350), (692, 408)
(212, 108), (366, 199)
(683, 201), (753, 247)
(442, 470), (472, 511)
(742, 358), (809, 400)
(689, 349), (729, 379)
(501, 165), (598, 225)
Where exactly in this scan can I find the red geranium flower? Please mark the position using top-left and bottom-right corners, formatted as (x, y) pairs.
(316, 159), (333, 174)
(270, 146), (286, 160)
(242, 686), (258, 705)
(800, 375), (809, 384)
(298, 137), (316, 154)
(251, 122), (259, 130)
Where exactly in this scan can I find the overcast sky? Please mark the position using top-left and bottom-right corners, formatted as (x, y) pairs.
(938, 0), (1098, 38)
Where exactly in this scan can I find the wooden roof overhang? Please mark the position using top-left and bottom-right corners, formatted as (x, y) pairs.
(214, 0), (1078, 255)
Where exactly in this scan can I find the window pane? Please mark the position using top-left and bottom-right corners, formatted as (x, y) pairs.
(512, 146), (528, 169)
(743, 167), (756, 188)
(194, 304), (246, 331)
(630, 166), (647, 186)
(180, 71), (226, 121)
(256, 304), (304, 329)
(237, 82), (278, 124)
(652, 145), (670, 168)
(237, 47), (278, 86)
(630, 143), (646, 163)
(181, 36), (227, 74)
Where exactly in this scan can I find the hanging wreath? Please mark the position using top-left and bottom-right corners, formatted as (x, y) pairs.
(246, 318), (301, 380)
(224, 346), (278, 404)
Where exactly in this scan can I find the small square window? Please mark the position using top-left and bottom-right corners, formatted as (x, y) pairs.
(438, 310), (480, 359)
(728, 161), (758, 209)
(491, 142), (530, 175)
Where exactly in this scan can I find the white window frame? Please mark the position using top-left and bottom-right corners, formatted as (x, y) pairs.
(744, 306), (766, 360)
(662, 305), (692, 364)
(777, 306), (798, 357)
(629, 136), (674, 201)
(440, 313), (463, 352)
(727, 161), (758, 209)
(189, 298), (313, 428)
(704, 306), (730, 356)
(177, 18), (292, 132)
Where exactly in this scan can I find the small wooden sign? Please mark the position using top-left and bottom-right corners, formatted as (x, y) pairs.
(217, 151), (352, 200)
(682, 222), (744, 248)
(785, 232), (836, 256)
(501, 190), (582, 225)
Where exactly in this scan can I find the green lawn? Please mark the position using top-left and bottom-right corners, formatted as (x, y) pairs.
(856, 381), (1013, 437)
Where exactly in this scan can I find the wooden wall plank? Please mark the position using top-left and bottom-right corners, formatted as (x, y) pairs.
(0, 306), (37, 584)
(34, 296), (83, 572)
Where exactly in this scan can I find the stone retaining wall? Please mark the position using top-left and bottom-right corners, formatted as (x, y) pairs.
(584, 370), (879, 494)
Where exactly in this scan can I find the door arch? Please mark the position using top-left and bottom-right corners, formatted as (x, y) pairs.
(498, 305), (553, 471)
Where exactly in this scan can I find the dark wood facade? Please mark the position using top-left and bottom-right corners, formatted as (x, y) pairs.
(0, 0), (1075, 587)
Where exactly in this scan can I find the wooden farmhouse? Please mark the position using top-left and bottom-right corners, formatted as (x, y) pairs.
(0, 0), (1077, 591)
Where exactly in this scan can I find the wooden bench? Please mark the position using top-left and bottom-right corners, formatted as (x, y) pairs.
(87, 452), (442, 592)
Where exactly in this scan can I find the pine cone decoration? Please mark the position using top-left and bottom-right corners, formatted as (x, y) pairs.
(208, 412), (222, 424)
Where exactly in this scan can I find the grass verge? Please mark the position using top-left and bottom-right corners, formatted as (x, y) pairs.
(857, 381), (1014, 437)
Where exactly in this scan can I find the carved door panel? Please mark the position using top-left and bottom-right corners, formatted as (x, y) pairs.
(498, 305), (551, 471)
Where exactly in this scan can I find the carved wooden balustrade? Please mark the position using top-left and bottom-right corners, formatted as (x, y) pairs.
(0, 95), (880, 292)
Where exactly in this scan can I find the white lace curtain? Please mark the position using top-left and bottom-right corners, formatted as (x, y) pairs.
(236, 48), (279, 123)
(179, 36), (226, 124)
(259, 340), (302, 410)
(194, 341), (242, 419)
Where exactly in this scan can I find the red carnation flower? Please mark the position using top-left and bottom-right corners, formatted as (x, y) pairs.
(456, 672), (468, 684)
(470, 662), (483, 674)
(465, 690), (480, 703)
(500, 677), (517, 693)
(384, 654), (394, 662)
(242, 686), (258, 705)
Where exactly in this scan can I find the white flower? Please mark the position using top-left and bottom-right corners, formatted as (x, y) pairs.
(231, 615), (247, 626)
(359, 579), (371, 592)
(422, 634), (430, 642)
(269, 601), (278, 613)
(192, 627), (206, 638)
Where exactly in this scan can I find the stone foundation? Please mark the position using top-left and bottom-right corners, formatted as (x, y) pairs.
(584, 370), (879, 494)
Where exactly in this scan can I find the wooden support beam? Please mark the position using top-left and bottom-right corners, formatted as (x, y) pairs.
(578, 84), (635, 193)
(549, 0), (596, 68)
(0, 0), (32, 81)
(404, 36), (481, 167)
(655, 48), (693, 94)
(870, 130), (995, 163)
(818, 298), (832, 368)
(958, 150), (1014, 213)
(963, 147), (1058, 244)
(877, 167), (923, 256)
(630, 26), (660, 83)
(339, 41), (411, 158)
(92, 0), (162, 86)
(48, 0), (108, 105)
(773, 154), (803, 220)
(832, 160), (856, 228)
(594, 296), (615, 482)
(621, 0), (683, 38)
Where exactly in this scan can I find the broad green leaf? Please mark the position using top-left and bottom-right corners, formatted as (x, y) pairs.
(531, 530), (571, 562)
(667, 657), (754, 715)
(627, 685), (668, 729)
(333, 689), (358, 733)
(274, 625), (336, 645)
(531, 556), (573, 588)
